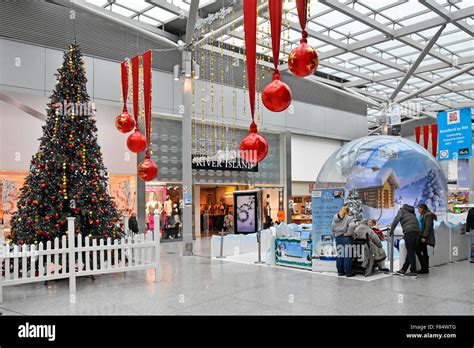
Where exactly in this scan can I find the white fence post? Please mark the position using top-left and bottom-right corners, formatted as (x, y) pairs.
(154, 213), (160, 282)
(67, 217), (76, 304)
(124, 215), (130, 237)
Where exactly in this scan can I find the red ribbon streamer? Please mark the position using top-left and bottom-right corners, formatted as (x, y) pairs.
(131, 55), (140, 127)
(269, 0), (282, 72)
(414, 126), (421, 144)
(423, 124), (430, 150)
(244, 0), (257, 120)
(120, 61), (129, 111)
(431, 123), (438, 157)
(142, 50), (152, 157)
(296, 0), (308, 40)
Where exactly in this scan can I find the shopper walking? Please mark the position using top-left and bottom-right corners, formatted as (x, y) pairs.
(390, 204), (421, 276)
(416, 203), (436, 274)
(332, 205), (356, 277)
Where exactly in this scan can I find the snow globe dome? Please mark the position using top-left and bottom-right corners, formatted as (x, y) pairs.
(316, 135), (447, 224)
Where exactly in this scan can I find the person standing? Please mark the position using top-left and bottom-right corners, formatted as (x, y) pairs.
(390, 204), (421, 276)
(416, 203), (436, 274)
(128, 212), (139, 234)
(332, 205), (356, 277)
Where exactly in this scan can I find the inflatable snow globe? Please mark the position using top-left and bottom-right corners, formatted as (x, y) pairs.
(316, 135), (447, 225)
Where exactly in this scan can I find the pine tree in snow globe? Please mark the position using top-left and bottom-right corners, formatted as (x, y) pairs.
(316, 135), (447, 225)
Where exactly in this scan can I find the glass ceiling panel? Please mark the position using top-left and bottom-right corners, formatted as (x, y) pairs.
(115, 0), (150, 12)
(316, 11), (352, 27)
(106, 4), (135, 17)
(142, 7), (175, 23)
(358, 0), (401, 11)
(86, 0), (107, 7)
(134, 15), (159, 26)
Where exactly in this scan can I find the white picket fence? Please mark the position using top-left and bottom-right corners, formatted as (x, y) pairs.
(0, 214), (160, 303)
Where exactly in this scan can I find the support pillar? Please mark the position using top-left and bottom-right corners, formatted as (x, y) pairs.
(137, 151), (147, 234)
(284, 131), (292, 224)
(182, 50), (193, 256)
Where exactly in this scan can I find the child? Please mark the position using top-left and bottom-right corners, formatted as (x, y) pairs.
(368, 219), (384, 241)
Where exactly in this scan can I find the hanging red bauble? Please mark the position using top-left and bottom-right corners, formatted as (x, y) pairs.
(115, 110), (135, 133)
(262, 71), (292, 112)
(137, 157), (158, 182)
(127, 129), (147, 153)
(288, 33), (319, 77)
(240, 122), (268, 164)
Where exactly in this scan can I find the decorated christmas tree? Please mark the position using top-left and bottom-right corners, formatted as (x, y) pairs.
(347, 189), (364, 221)
(9, 43), (121, 245)
(420, 169), (443, 212)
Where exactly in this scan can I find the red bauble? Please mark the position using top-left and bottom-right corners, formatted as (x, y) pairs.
(262, 71), (292, 112)
(127, 129), (147, 153)
(288, 37), (319, 77)
(239, 122), (269, 164)
(95, 219), (100, 225)
(137, 157), (158, 182)
(45, 216), (50, 222)
(115, 110), (135, 133)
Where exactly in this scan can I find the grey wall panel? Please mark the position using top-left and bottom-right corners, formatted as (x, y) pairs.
(153, 70), (175, 113)
(324, 110), (343, 137)
(306, 104), (326, 134)
(93, 58), (120, 102)
(262, 105), (287, 128)
(286, 101), (306, 131)
(0, 40), (45, 91)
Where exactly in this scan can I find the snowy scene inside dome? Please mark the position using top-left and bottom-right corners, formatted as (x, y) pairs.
(316, 136), (447, 225)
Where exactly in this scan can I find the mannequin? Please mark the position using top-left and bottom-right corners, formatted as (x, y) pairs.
(164, 195), (173, 216)
(264, 194), (272, 228)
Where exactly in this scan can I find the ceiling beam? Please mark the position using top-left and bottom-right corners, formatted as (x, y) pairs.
(395, 64), (474, 103)
(48, 0), (179, 47)
(420, 83), (474, 97)
(389, 24), (446, 101)
(185, 0), (199, 47)
(320, 6), (474, 60)
(419, 0), (474, 37)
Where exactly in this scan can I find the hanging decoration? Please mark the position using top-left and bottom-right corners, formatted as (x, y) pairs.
(126, 55), (147, 153)
(240, 0), (268, 164)
(115, 60), (135, 133)
(288, 0), (319, 77)
(137, 50), (158, 181)
(262, 0), (292, 112)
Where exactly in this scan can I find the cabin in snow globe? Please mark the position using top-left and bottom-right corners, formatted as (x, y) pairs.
(316, 135), (447, 225)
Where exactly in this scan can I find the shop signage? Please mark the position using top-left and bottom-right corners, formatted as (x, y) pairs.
(437, 107), (472, 161)
(191, 155), (258, 172)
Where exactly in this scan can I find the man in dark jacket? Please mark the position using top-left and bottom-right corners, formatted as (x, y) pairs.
(128, 213), (139, 234)
(416, 203), (436, 274)
(466, 207), (474, 232)
(390, 204), (421, 276)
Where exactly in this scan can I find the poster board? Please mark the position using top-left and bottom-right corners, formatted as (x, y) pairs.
(311, 188), (345, 272)
(233, 190), (262, 234)
(437, 107), (472, 161)
(275, 237), (312, 269)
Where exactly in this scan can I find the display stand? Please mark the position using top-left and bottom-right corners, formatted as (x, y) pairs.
(254, 230), (265, 264)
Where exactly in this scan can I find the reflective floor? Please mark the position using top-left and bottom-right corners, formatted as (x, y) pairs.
(1, 238), (472, 315)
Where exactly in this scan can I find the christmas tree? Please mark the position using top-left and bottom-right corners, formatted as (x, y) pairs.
(347, 189), (364, 221)
(420, 169), (443, 212)
(9, 44), (122, 245)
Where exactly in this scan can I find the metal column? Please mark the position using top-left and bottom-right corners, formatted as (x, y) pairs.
(182, 50), (193, 256)
(137, 150), (146, 233)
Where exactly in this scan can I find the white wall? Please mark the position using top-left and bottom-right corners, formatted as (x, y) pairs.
(291, 134), (342, 182)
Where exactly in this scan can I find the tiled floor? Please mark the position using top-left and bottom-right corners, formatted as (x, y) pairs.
(1, 238), (472, 315)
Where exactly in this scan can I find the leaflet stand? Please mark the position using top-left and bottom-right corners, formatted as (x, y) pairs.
(254, 230), (265, 264)
(216, 222), (227, 259)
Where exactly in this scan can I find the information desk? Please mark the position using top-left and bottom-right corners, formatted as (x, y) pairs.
(275, 232), (312, 270)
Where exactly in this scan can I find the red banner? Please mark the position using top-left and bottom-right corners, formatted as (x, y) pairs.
(120, 61), (129, 111)
(131, 55), (140, 126)
(142, 50), (152, 155)
(431, 123), (438, 157)
(243, 0), (257, 119)
(423, 125), (430, 149)
(296, 0), (308, 34)
(415, 126), (421, 144)
(269, 0), (282, 71)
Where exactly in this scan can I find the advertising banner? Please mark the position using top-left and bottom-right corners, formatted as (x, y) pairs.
(437, 107), (472, 161)
(275, 238), (313, 269)
(311, 188), (345, 272)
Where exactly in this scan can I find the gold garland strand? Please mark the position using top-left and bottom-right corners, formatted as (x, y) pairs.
(220, 16), (225, 151)
(210, 23), (216, 155)
(191, 39), (196, 155)
(231, 5), (237, 149)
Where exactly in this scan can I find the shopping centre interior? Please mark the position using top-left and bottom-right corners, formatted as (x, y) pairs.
(0, 0), (473, 318)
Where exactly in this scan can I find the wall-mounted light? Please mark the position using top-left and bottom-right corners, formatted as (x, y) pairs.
(193, 60), (200, 80)
(174, 64), (180, 81)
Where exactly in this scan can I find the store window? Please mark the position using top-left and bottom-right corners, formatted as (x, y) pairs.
(145, 182), (182, 241)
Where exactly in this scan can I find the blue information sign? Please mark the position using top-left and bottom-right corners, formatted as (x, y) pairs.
(437, 107), (472, 161)
(311, 188), (345, 261)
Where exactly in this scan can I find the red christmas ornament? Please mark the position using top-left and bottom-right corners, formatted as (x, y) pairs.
(95, 219), (100, 225)
(115, 110), (135, 133)
(45, 216), (50, 222)
(262, 71), (292, 112)
(240, 122), (268, 164)
(137, 156), (158, 182)
(127, 129), (147, 153)
(288, 36), (318, 77)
